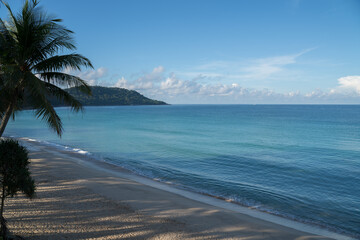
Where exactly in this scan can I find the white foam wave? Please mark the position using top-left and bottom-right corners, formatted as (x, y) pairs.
(19, 137), (91, 157)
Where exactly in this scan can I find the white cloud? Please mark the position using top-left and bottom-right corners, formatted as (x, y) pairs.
(160, 74), (200, 95)
(114, 66), (165, 90)
(305, 89), (327, 98)
(198, 82), (242, 96)
(114, 76), (153, 90)
(160, 75), (183, 90)
(64, 67), (108, 86)
(80, 67), (108, 85)
(153, 65), (165, 73)
(186, 48), (314, 82)
(242, 55), (296, 79)
(138, 65), (165, 82)
(237, 49), (314, 80)
(114, 77), (128, 88)
(336, 76), (360, 94)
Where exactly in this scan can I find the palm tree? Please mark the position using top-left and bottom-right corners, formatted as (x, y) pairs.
(0, 0), (93, 137)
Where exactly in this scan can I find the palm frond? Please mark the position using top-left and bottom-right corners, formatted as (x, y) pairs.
(0, 64), (23, 89)
(37, 35), (76, 61)
(27, 20), (77, 64)
(4, 0), (77, 66)
(2, 1), (18, 29)
(33, 54), (93, 72)
(34, 100), (63, 136)
(0, 19), (17, 62)
(39, 72), (91, 95)
(24, 71), (63, 136)
(44, 82), (84, 112)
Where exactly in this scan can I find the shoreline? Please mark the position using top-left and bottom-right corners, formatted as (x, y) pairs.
(6, 137), (352, 239)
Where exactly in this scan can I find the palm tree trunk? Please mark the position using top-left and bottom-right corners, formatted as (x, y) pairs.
(0, 184), (5, 223)
(0, 103), (13, 138)
(0, 185), (7, 240)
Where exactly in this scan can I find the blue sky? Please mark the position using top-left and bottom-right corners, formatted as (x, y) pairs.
(1, 0), (360, 103)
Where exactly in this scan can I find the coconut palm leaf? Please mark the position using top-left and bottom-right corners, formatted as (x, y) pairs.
(43, 82), (83, 112)
(33, 54), (93, 72)
(24, 72), (63, 135)
(40, 72), (91, 95)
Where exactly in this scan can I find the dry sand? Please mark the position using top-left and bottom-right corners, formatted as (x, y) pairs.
(4, 139), (334, 240)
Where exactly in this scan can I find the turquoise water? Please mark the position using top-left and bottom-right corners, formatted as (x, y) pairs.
(5, 105), (360, 238)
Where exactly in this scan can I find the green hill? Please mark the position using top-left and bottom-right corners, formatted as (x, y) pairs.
(51, 86), (167, 106)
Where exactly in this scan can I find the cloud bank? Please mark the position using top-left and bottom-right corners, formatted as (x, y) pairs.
(106, 66), (360, 104)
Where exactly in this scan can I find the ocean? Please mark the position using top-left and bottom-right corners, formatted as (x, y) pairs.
(5, 105), (360, 238)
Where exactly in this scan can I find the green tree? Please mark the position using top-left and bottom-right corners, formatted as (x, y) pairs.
(0, 139), (35, 240)
(0, 0), (93, 137)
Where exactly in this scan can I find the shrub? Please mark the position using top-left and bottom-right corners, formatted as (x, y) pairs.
(0, 139), (35, 239)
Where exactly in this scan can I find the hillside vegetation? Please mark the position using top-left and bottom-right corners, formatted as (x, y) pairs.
(51, 86), (167, 106)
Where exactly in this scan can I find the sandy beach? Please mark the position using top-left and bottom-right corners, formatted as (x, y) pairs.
(1, 0), (359, 238)
(3, 139), (336, 240)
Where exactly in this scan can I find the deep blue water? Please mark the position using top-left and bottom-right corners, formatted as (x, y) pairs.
(5, 105), (360, 238)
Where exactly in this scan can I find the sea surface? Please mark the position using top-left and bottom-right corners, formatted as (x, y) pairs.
(5, 105), (360, 238)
